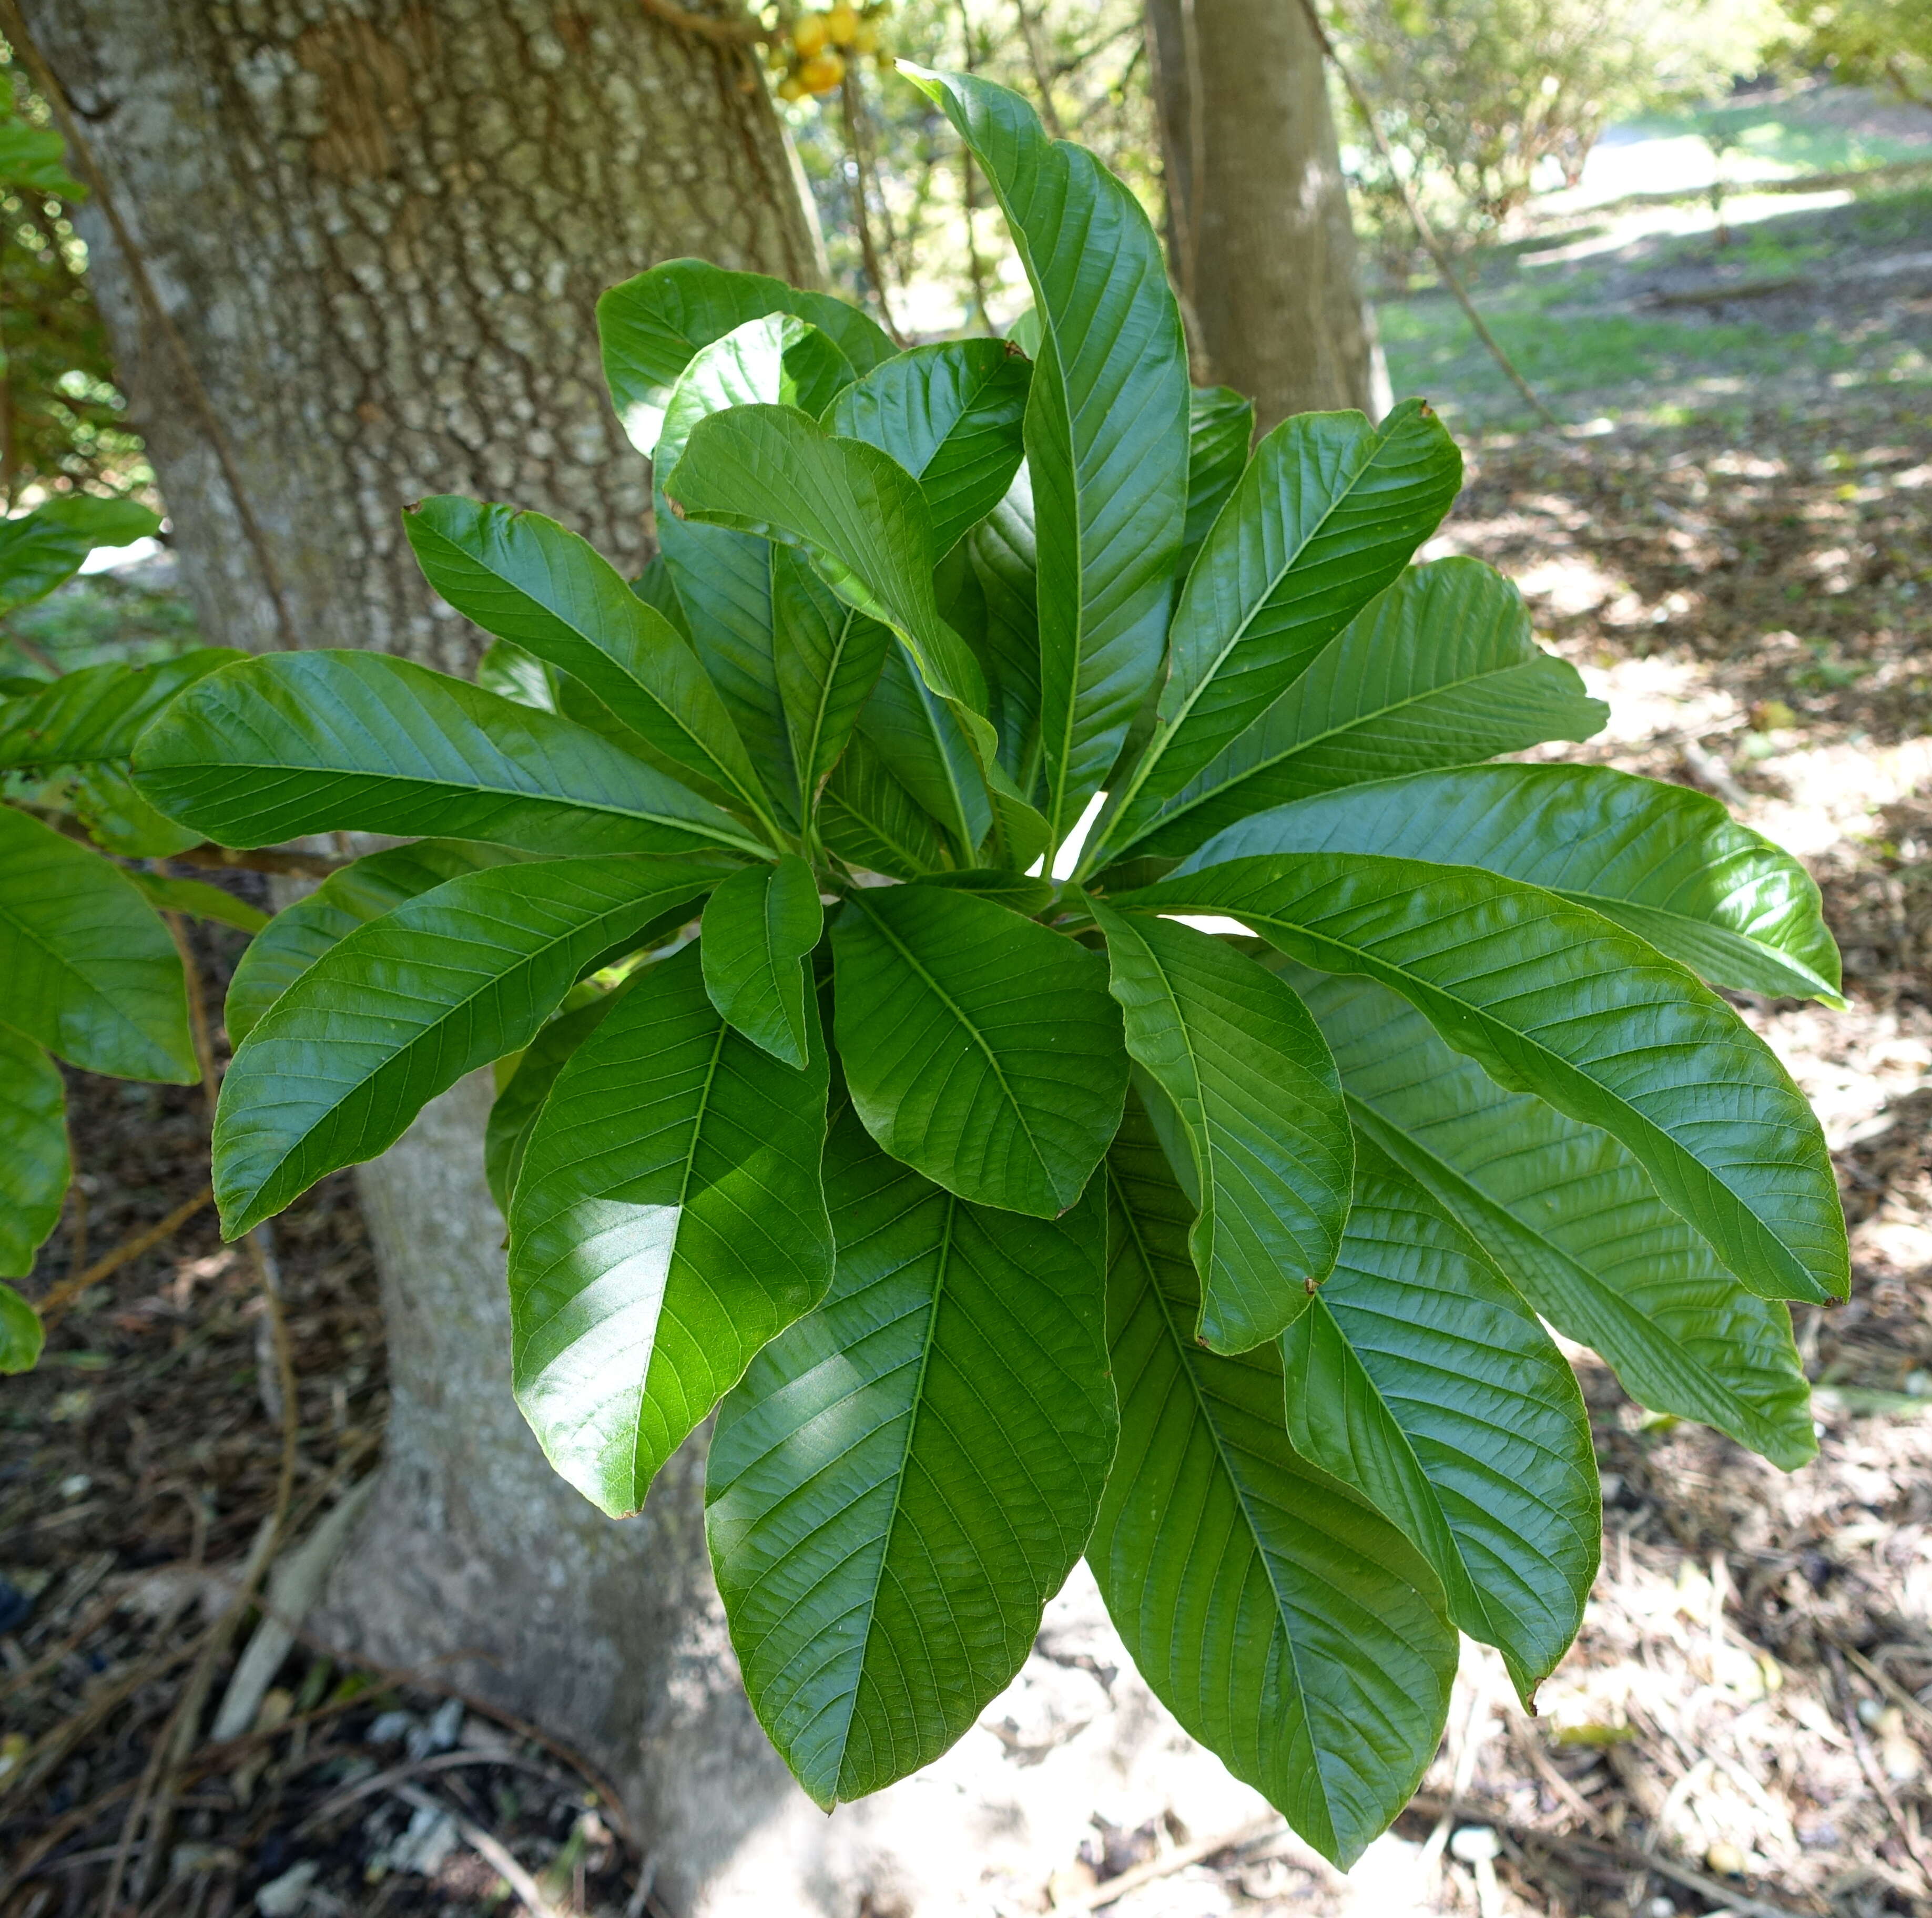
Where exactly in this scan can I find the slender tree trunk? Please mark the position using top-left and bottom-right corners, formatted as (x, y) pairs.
(1145, 0), (1388, 430)
(15, 2), (823, 1903)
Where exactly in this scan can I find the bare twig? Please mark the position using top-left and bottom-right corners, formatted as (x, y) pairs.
(1828, 1643), (1932, 1893)
(840, 74), (905, 345)
(392, 1781), (567, 1918)
(299, 1748), (563, 1833)
(1057, 1813), (1284, 1911)
(31, 1186), (214, 1332)
(167, 841), (350, 879)
(1011, 0), (1067, 141)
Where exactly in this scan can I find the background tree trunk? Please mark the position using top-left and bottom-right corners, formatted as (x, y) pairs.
(1145, 0), (1388, 429)
(15, 2), (823, 1903)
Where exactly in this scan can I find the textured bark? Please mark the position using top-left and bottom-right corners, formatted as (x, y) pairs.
(17, 2), (822, 1902)
(1146, 0), (1385, 430)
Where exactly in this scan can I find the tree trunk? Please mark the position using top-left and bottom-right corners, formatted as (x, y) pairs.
(14, 2), (822, 1903)
(1145, 0), (1388, 430)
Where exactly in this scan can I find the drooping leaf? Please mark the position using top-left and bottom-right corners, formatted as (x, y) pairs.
(0, 650), (246, 768)
(125, 872), (270, 935)
(132, 651), (765, 858)
(707, 1105), (1115, 1806)
(908, 67), (1191, 854)
(828, 340), (1031, 554)
(1121, 854), (1848, 1307)
(0, 805), (192, 1082)
(701, 855), (823, 1067)
(1179, 386), (1253, 584)
(1093, 403), (1463, 869)
(831, 882), (1125, 1217)
(1183, 763), (1842, 1004)
(771, 545), (891, 820)
(818, 735), (961, 879)
(485, 987), (629, 1216)
(1093, 1097), (1456, 1867)
(213, 858), (723, 1237)
(1091, 904), (1351, 1351)
(854, 640), (990, 861)
(1282, 1138), (1598, 1701)
(1100, 558), (1606, 865)
(509, 943), (833, 1516)
(597, 258), (893, 457)
(0, 496), (161, 615)
(1288, 966), (1816, 1470)
(0, 1025), (69, 1279)
(0, 1282), (43, 1375)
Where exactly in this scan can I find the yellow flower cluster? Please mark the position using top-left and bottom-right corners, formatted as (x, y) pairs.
(771, 2), (890, 100)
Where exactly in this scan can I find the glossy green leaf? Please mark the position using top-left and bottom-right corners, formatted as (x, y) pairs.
(701, 855), (823, 1067)
(0, 804), (192, 1082)
(509, 942), (833, 1516)
(0, 1282), (43, 1375)
(855, 641), (990, 861)
(485, 987), (628, 1216)
(1093, 1097), (1456, 1867)
(1289, 966), (1816, 1469)
(598, 258), (892, 457)
(214, 858), (720, 1235)
(132, 651), (765, 858)
(475, 638), (560, 710)
(913, 868), (1055, 915)
(0, 650), (246, 768)
(1122, 854), (1848, 1307)
(404, 496), (779, 833)
(965, 468), (1041, 789)
(707, 1105), (1115, 1806)
(1093, 403), (1463, 870)
(125, 872), (269, 935)
(1102, 558), (1606, 864)
(1184, 763), (1842, 1004)
(819, 736), (960, 879)
(772, 545), (891, 820)
(1180, 386), (1253, 584)
(631, 554), (691, 639)
(909, 67), (1191, 853)
(0, 1025), (69, 1279)
(831, 882), (1125, 1217)
(1282, 1139), (1598, 1700)
(0, 496), (161, 614)
(828, 340), (1031, 554)
(1091, 904), (1350, 1351)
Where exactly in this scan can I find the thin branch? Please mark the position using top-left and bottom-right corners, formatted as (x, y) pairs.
(32, 1185), (213, 1331)
(955, 1), (995, 332)
(839, 74), (905, 345)
(168, 840), (350, 879)
(1011, 0), (1067, 140)
(393, 1782), (569, 1918)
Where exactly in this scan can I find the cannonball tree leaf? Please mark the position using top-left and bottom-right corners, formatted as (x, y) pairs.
(1181, 762), (1843, 1005)
(485, 988), (629, 1217)
(0, 805), (193, 1082)
(912, 868), (1056, 916)
(131, 651), (767, 858)
(1179, 386), (1253, 585)
(1093, 1096), (1457, 1868)
(965, 466), (1042, 790)
(0, 1282), (43, 1375)
(706, 1105), (1115, 1807)
(67, 765), (205, 858)
(0, 496), (161, 615)
(1122, 854), (1848, 1307)
(509, 942), (833, 1517)
(0, 649), (245, 768)
(831, 882), (1125, 1218)
(772, 545), (891, 821)
(1090, 902), (1350, 1352)
(854, 640), (990, 863)
(0, 1025), (69, 1280)
(1282, 1137), (1599, 1703)
(213, 857), (724, 1237)
(819, 733), (961, 879)
(700, 854), (823, 1068)
(124, 872), (269, 936)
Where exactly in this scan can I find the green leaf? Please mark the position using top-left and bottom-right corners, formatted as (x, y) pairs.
(630, 555), (690, 640)
(1100, 558), (1606, 865)
(819, 735), (960, 879)
(0, 650), (246, 769)
(223, 841), (523, 1044)
(1122, 854), (1848, 1307)
(1183, 763), (1843, 1005)
(701, 855), (823, 1067)
(908, 67), (1191, 853)
(967, 467), (1042, 789)
(854, 640), (990, 861)
(913, 868), (1055, 915)
(0, 805), (192, 1081)
(0, 1025), (69, 1279)
(132, 650), (766, 858)
(1282, 1138), (1598, 1701)
(1180, 386), (1253, 584)
(828, 340), (1031, 554)
(0, 497), (161, 615)
(1093, 1096), (1456, 1867)
(598, 258), (892, 458)
(475, 638), (560, 710)
(1091, 905), (1351, 1351)
(0, 117), (83, 197)
(404, 497), (779, 833)
(509, 942), (833, 1516)
(0, 1282), (43, 1375)
(485, 988), (628, 1216)
(832, 882), (1126, 1217)
(1289, 967), (1816, 1470)
(212, 857), (722, 1236)
(707, 1105), (1115, 1807)
(67, 764), (206, 858)
(125, 872), (269, 935)
(772, 545), (891, 820)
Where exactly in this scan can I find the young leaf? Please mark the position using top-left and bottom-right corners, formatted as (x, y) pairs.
(819, 734), (961, 878)
(1282, 1139), (1598, 1701)
(1182, 762), (1843, 1004)
(771, 545), (891, 820)
(831, 882), (1126, 1217)
(1180, 386), (1254, 584)
(509, 943), (833, 1516)
(485, 989), (627, 1216)
(966, 467), (1042, 788)
(0, 1282), (43, 1375)
(0, 805), (194, 1082)
(0, 496), (161, 614)
(1090, 904), (1351, 1351)
(828, 339), (1031, 554)
(853, 640), (990, 862)
(700, 855), (823, 1068)
(1121, 854), (1848, 1307)
(1100, 558), (1606, 865)
(133, 651), (766, 858)
(0, 1026), (69, 1279)
(213, 858), (723, 1236)
(1093, 403), (1463, 867)
(907, 67), (1191, 853)
(125, 872), (270, 936)
(707, 1106), (1115, 1806)
(1093, 1097), (1456, 1867)
(0, 650), (245, 768)
(1292, 967), (1816, 1470)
